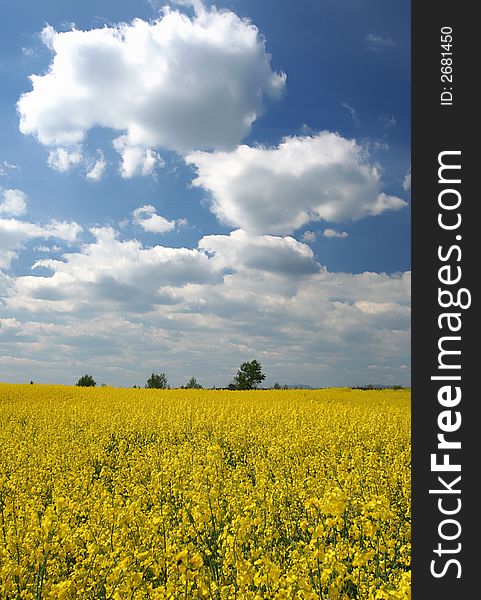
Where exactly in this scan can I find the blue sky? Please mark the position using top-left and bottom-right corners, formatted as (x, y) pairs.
(0, 0), (410, 388)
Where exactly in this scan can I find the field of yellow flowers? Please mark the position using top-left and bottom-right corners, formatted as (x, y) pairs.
(0, 384), (410, 599)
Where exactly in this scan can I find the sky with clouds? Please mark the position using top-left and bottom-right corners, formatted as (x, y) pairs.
(0, 0), (410, 388)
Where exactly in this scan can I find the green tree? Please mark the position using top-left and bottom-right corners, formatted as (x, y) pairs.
(185, 376), (202, 389)
(230, 360), (266, 390)
(76, 374), (96, 387)
(145, 373), (169, 389)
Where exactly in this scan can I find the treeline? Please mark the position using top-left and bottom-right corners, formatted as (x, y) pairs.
(76, 359), (269, 391)
(73, 361), (407, 391)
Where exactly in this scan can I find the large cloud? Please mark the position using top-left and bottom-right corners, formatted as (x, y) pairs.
(1, 220), (410, 387)
(186, 132), (407, 234)
(8, 227), (322, 312)
(2, 267), (410, 387)
(17, 6), (285, 160)
(23, 227), (224, 305)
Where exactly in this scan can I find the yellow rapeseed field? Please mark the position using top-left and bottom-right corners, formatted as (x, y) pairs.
(0, 384), (410, 600)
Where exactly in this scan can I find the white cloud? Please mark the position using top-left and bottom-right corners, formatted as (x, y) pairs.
(133, 205), (176, 233)
(171, 0), (205, 10)
(365, 34), (395, 51)
(0, 217), (82, 269)
(0, 189), (28, 216)
(0, 251), (18, 271)
(0, 317), (21, 331)
(0, 161), (20, 177)
(403, 166), (411, 191)
(33, 245), (63, 254)
(355, 300), (404, 315)
(199, 229), (320, 279)
(323, 228), (348, 238)
(45, 221), (82, 241)
(186, 132), (407, 234)
(18, 7), (286, 158)
(47, 147), (83, 172)
(301, 231), (317, 242)
(41, 24), (56, 49)
(113, 137), (164, 178)
(0, 202), (410, 386)
(86, 151), (107, 181)
(2, 246), (410, 386)
(29, 226), (223, 294)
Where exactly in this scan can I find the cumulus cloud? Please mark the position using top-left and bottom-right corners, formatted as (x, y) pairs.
(0, 190), (410, 386)
(20, 227), (322, 311)
(0, 317), (20, 331)
(33, 245), (63, 254)
(403, 166), (411, 191)
(186, 132), (407, 234)
(86, 151), (107, 181)
(132, 205), (176, 233)
(0, 217), (82, 269)
(2, 242), (410, 385)
(301, 231), (317, 242)
(27, 226), (223, 302)
(17, 6), (286, 162)
(0, 189), (28, 216)
(47, 147), (83, 172)
(113, 137), (164, 178)
(0, 161), (20, 177)
(199, 229), (320, 278)
(323, 228), (348, 238)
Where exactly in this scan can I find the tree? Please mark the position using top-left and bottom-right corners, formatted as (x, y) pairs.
(184, 376), (202, 389)
(230, 360), (266, 390)
(76, 374), (96, 387)
(145, 373), (169, 389)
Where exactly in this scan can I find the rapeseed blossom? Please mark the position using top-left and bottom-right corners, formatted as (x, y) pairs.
(0, 384), (410, 599)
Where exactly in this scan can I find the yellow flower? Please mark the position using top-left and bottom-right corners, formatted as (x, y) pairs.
(0, 383), (410, 599)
